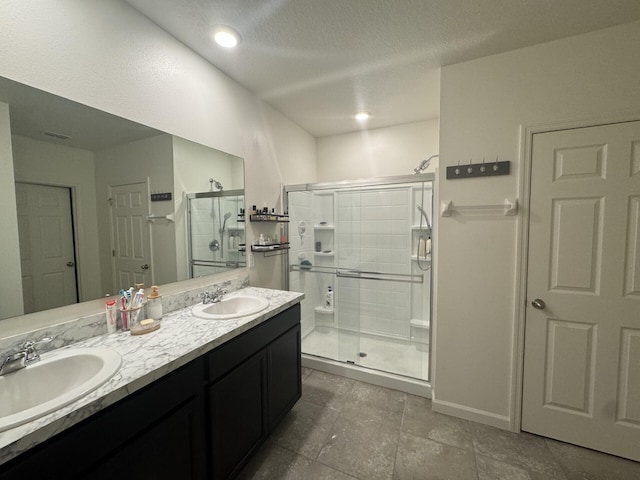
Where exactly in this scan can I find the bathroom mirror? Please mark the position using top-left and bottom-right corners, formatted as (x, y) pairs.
(0, 76), (244, 321)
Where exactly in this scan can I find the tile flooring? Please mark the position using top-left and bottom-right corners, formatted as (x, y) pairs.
(237, 368), (640, 480)
(302, 328), (429, 380)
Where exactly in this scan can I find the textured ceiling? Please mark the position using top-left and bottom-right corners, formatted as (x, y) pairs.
(125, 0), (640, 137)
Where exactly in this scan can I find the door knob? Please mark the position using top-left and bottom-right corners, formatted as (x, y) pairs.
(141, 264), (149, 270)
(66, 261), (74, 267)
(531, 298), (546, 310)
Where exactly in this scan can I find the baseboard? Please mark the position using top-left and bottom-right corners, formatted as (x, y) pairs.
(431, 398), (512, 430)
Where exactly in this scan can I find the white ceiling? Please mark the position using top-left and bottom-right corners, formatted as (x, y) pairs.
(0, 77), (161, 151)
(125, 0), (640, 137)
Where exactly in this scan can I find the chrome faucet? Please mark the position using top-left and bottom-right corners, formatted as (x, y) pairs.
(200, 287), (228, 304)
(0, 337), (53, 376)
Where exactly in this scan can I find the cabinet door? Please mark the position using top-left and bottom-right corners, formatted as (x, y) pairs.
(83, 395), (205, 480)
(209, 350), (267, 480)
(0, 359), (205, 480)
(267, 324), (301, 430)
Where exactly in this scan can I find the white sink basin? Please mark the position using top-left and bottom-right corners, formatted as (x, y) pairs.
(0, 347), (122, 432)
(191, 294), (269, 320)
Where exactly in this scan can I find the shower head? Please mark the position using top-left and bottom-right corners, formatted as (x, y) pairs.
(413, 154), (439, 174)
(209, 178), (223, 191)
(220, 211), (232, 234)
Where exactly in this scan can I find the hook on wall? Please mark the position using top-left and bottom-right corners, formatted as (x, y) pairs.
(446, 158), (510, 179)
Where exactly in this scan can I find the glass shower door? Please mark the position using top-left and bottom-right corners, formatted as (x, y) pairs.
(286, 175), (432, 383)
(334, 188), (362, 365)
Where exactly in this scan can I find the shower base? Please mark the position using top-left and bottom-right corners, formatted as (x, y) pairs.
(302, 327), (430, 397)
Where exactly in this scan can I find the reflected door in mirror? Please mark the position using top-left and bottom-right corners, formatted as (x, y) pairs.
(110, 182), (151, 291)
(15, 183), (78, 314)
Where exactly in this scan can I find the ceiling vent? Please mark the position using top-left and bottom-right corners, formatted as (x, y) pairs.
(43, 130), (71, 140)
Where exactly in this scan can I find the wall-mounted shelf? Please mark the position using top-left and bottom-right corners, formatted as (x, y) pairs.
(314, 224), (334, 230)
(440, 198), (518, 217)
(146, 213), (175, 223)
(250, 214), (289, 222)
(251, 242), (290, 257)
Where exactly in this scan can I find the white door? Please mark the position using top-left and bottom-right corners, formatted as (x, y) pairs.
(522, 121), (640, 461)
(110, 183), (151, 292)
(15, 183), (78, 313)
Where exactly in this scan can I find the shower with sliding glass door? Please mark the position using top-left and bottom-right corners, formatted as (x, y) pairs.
(186, 189), (245, 277)
(284, 173), (433, 390)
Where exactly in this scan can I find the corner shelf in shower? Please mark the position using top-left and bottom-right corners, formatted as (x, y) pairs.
(314, 306), (334, 315)
(411, 255), (432, 263)
(314, 251), (334, 257)
(313, 224), (334, 229)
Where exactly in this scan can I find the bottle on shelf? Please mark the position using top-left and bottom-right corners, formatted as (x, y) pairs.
(325, 286), (334, 310)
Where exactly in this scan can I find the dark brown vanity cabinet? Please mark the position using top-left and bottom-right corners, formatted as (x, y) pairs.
(0, 357), (207, 480)
(0, 303), (301, 480)
(207, 303), (301, 479)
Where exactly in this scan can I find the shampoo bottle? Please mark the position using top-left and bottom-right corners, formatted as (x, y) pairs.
(325, 286), (334, 310)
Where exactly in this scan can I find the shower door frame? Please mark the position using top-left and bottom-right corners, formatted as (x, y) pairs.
(283, 173), (435, 381)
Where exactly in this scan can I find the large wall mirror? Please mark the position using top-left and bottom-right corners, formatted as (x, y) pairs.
(0, 76), (244, 321)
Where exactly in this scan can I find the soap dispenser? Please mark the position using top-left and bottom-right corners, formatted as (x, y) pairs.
(146, 285), (163, 320)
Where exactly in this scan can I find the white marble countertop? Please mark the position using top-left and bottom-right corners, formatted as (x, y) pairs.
(0, 287), (304, 466)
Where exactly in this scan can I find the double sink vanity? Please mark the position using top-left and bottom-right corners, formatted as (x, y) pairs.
(0, 285), (304, 479)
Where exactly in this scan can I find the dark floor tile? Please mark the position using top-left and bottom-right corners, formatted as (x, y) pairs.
(317, 415), (400, 480)
(236, 441), (309, 480)
(302, 370), (356, 409)
(237, 439), (359, 480)
(393, 431), (477, 480)
(546, 438), (640, 480)
(468, 423), (567, 479)
(402, 394), (474, 451)
(304, 461), (360, 479)
(477, 453), (550, 480)
(339, 380), (406, 429)
(270, 399), (339, 459)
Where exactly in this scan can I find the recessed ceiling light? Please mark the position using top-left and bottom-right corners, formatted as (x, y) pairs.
(355, 112), (370, 121)
(213, 26), (241, 48)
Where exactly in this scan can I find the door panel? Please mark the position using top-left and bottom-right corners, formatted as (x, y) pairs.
(617, 328), (640, 426)
(543, 319), (596, 414)
(522, 120), (640, 461)
(550, 197), (603, 293)
(624, 196), (640, 297)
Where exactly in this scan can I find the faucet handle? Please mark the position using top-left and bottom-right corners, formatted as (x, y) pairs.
(22, 337), (53, 364)
(22, 337), (53, 350)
